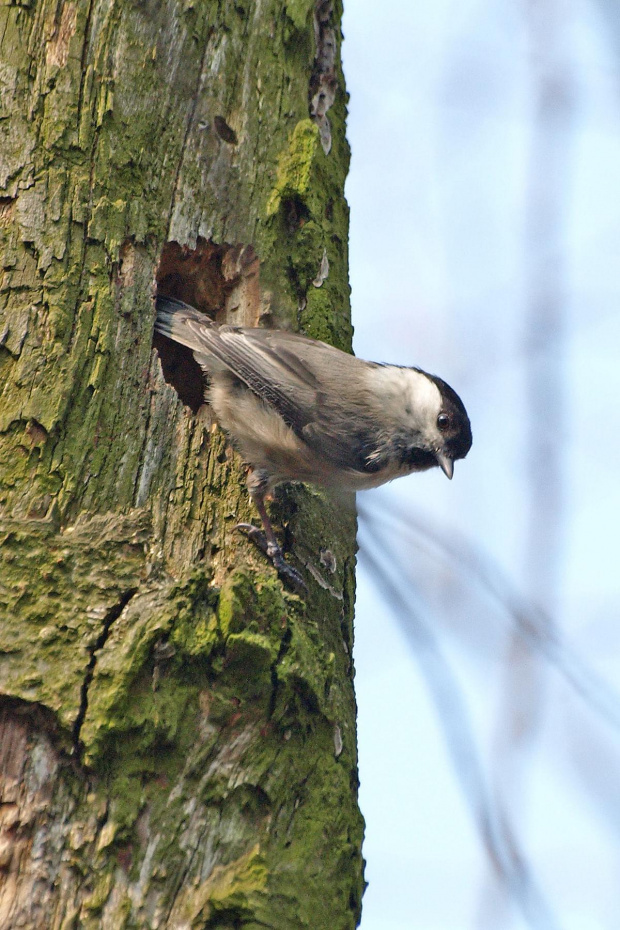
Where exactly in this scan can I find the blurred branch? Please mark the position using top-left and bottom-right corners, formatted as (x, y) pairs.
(359, 498), (620, 733)
(478, 0), (577, 916)
(357, 518), (561, 930)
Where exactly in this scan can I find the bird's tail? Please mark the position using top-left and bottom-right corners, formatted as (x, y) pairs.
(154, 295), (214, 349)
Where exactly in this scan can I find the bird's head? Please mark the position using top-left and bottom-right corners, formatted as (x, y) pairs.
(417, 372), (472, 478)
(391, 368), (472, 479)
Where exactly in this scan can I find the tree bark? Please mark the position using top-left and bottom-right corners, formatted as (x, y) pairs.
(0, 1), (364, 927)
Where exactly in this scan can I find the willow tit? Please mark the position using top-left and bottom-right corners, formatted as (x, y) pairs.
(155, 295), (472, 587)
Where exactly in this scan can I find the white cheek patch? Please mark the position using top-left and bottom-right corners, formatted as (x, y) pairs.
(406, 373), (442, 429)
(370, 366), (442, 434)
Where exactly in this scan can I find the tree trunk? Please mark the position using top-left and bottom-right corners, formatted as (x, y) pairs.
(0, 1), (364, 927)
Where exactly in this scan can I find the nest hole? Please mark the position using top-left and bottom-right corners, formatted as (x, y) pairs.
(154, 237), (260, 413)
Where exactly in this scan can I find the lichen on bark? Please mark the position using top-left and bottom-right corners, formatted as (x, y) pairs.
(0, 1), (364, 927)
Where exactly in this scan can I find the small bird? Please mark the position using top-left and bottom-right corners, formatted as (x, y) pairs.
(155, 295), (472, 587)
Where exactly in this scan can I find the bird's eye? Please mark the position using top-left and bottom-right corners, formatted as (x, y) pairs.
(437, 413), (451, 431)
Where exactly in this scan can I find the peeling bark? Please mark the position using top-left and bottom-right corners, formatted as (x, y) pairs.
(0, 0), (363, 926)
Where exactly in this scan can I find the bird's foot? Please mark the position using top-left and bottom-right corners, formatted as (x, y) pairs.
(235, 523), (306, 591)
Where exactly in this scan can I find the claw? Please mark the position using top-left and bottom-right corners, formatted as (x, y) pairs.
(235, 522), (269, 555)
(235, 523), (306, 591)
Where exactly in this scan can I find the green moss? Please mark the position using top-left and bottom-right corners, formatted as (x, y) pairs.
(0, 513), (148, 727)
(82, 871), (114, 914)
(217, 571), (255, 637)
(176, 844), (268, 927)
(266, 119), (320, 216)
(88, 197), (128, 255)
(169, 569), (220, 656)
(221, 631), (275, 702)
(80, 571), (221, 764)
(283, 0), (314, 31)
(217, 570), (290, 638)
(104, 772), (145, 841)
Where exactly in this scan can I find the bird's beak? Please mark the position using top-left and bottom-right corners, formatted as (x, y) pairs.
(436, 451), (454, 480)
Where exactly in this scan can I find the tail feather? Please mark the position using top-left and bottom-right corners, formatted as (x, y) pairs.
(154, 295), (215, 352)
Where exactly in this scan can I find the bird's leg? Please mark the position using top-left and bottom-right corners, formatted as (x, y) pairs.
(235, 471), (305, 591)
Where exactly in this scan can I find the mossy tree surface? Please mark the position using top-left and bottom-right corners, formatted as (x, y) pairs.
(0, 1), (364, 927)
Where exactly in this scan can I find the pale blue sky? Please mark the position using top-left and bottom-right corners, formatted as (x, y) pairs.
(343, 1), (620, 927)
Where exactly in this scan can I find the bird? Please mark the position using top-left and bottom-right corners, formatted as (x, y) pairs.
(154, 295), (472, 588)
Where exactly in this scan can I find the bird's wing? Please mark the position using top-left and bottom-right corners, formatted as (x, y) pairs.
(155, 296), (384, 472)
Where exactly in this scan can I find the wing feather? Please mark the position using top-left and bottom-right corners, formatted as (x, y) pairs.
(155, 295), (384, 472)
